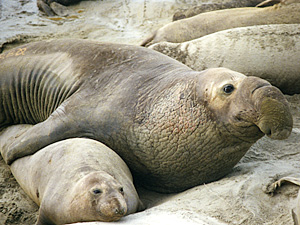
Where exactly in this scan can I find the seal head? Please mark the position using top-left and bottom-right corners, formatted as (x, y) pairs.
(67, 172), (127, 223)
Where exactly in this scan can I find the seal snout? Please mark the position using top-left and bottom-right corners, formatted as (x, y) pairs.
(253, 87), (293, 140)
(99, 196), (127, 221)
(114, 204), (126, 216)
(251, 83), (271, 95)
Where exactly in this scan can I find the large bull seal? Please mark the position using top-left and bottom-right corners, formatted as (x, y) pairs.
(0, 39), (292, 193)
(141, 1), (300, 46)
(148, 24), (300, 95)
(0, 125), (143, 224)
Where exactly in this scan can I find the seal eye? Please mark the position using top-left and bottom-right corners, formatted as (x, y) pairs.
(92, 188), (102, 195)
(119, 187), (124, 195)
(223, 84), (235, 94)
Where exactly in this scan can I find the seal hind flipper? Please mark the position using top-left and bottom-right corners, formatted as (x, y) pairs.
(37, 0), (56, 17)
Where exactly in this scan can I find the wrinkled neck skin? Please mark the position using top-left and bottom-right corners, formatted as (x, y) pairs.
(127, 73), (254, 192)
(128, 68), (292, 193)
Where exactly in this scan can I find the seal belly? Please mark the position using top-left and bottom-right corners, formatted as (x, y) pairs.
(0, 52), (80, 130)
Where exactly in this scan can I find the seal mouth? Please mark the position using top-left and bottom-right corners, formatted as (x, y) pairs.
(98, 211), (124, 222)
(257, 119), (292, 140)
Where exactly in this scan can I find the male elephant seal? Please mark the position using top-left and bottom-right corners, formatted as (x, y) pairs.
(268, 177), (300, 224)
(0, 125), (143, 225)
(0, 39), (293, 193)
(141, 1), (300, 46)
(149, 24), (300, 95)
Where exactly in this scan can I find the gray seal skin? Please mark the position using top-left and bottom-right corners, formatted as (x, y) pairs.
(0, 39), (293, 193)
(141, 2), (300, 47)
(268, 177), (300, 225)
(149, 24), (300, 95)
(0, 125), (143, 225)
(172, 0), (271, 21)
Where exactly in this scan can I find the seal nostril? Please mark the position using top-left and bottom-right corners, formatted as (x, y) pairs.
(115, 208), (125, 215)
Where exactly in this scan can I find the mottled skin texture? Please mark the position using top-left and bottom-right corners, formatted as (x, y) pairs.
(268, 177), (300, 225)
(149, 24), (300, 95)
(173, 0), (269, 21)
(3, 131), (143, 225)
(0, 39), (293, 193)
(141, 2), (300, 46)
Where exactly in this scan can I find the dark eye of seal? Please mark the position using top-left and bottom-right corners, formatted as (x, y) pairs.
(119, 187), (124, 195)
(223, 84), (235, 94)
(92, 189), (102, 195)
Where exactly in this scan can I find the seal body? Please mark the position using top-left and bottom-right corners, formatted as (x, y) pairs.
(141, 2), (300, 46)
(149, 24), (300, 95)
(3, 126), (143, 225)
(173, 0), (269, 21)
(0, 39), (292, 193)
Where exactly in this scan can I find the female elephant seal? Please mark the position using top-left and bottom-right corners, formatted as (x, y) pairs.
(149, 24), (300, 95)
(0, 125), (143, 225)
(172, 0), (271, 21)
(141, 1), (300, 46)
(0, 39), (293, 193)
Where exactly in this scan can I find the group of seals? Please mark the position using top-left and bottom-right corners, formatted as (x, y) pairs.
(141, 1), (300, 46)
(0, 125), (143, 225)
(149, 24), (300, 95)
(0, 39), (293, 194)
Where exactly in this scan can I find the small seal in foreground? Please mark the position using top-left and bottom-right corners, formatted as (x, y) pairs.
(0, 125), (143, 225)
(0, 39), (292, 193)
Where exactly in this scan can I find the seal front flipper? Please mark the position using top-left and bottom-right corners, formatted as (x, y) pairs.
(2, 100), (94, 165)
(0, 50), (83, 164)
